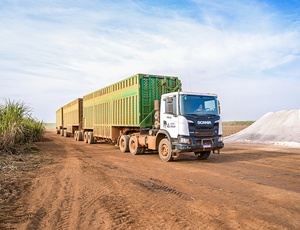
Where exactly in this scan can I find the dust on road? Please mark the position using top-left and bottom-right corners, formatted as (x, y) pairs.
(2, 130), (300, 229)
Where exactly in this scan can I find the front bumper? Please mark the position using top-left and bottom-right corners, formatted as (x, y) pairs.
(173, 137), (224, 153)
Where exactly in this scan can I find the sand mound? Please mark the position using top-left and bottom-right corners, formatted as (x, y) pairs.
(224, 110), (300, 147)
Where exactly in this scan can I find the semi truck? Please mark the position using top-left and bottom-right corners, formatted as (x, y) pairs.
(56, 73), (224, 161)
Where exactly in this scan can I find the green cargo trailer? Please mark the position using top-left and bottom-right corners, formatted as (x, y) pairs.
(82, 73), (181, 142)
(61, 98), (83, 137)
(56, 107), (63, 135)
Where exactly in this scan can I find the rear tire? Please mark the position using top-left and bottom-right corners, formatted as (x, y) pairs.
(129, 136), (142, 155)
(78, 131), (84, 141)
(74, 131), (78, 141)
(84, 131), (88, 143)
(87, 132), (94, 144)
(64, 130), (69, 137)
(158, 139), (173, 162)
(120, 135), (130, 152)
(195, 151), (211, 160)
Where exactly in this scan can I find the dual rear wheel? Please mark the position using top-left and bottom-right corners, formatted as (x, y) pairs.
(74, 131), (84, 141)
(119, 135), (145, 155)
(82, 131), (95, 144)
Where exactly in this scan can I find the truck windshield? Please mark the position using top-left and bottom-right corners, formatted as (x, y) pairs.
(179, 94), (219, 116)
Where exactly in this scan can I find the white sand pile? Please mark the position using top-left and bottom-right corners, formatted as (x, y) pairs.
(224, 110), (300, 147)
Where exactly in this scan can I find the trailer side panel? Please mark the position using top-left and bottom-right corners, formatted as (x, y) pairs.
(82, 73), (181, 141)
(63, 98), (83, 134)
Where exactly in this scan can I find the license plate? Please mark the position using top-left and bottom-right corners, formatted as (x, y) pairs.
(203, 144), (211, 148)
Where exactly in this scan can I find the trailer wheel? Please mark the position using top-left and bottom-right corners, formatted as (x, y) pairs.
(78, 131), (84, 141)
(120, 135), (130, 152)
(74, 131), (78, 141)
(129, 136), (142, 155)
(195, 151), (211, 160)
(64, 130), (70, 137)
(60, 129), (64, 136)
(158, 139), (173, 162)
(88, 132), (94, 144)
(84, 132), (88, 143)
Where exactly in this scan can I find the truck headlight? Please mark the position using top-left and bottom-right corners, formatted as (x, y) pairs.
(218, 137), (223, 142)
(179, 136), (191, 144)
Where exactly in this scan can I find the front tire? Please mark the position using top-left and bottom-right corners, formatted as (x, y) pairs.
(158, 139), (173, 162)
(195, 151), (211, 160)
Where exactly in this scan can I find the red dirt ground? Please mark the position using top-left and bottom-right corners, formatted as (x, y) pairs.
(1, 128), (300, 229)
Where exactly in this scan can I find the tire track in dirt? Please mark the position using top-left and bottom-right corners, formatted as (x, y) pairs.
(21, 147), (80, 229)
(73, 163), (136, 229)
(93, 160), (207, 229)
(134, 177), (192, 201)
(8, 132), (300, 229)
(20, 136), (138, 229)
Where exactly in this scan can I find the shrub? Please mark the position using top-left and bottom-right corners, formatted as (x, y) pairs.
(0, 99), (45, 154)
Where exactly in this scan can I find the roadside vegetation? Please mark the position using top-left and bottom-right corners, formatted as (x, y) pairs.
(222, 121), (254, 137)
(223, 121), (255, 126)
(0, 99), (45, 154)
(0, 99), (49, 227)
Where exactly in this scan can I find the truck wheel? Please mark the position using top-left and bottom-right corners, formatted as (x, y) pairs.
(60, 129), (64, 136)
(120, 135), (130, 152)
(84, 132), (88, 143)
(56, 129), (60, 134)
(88, 132), (94, 144)
(158, 139), (173, 162)
(195, 151), (211, 160)
(78, 131), (84, 141)
(129, 136), (140, 155)
(74, 131), (78, 141)
(140, 147), (146, 154)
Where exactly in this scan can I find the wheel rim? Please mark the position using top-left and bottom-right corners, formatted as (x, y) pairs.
(120, 139), (125, 148)
(159, 139), (173, 161)
(160, 143), (168, 157)
(130, 140), (136, 151)
(129, 136), (140, 155)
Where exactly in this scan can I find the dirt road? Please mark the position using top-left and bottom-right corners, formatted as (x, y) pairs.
(3, 130), (300, 229)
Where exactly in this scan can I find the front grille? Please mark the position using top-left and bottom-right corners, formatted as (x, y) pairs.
(194, 130), (214, 136)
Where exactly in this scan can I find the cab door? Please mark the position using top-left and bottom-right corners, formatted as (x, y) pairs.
(160, 95), (179, 138)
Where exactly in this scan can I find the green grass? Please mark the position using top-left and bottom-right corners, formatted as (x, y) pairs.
(223, 121), (255, 126)
(45, 123), (56, 129)
(0, 99), (45, 154)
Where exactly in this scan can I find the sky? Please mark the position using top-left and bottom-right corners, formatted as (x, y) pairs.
(0, 0), (299, 122)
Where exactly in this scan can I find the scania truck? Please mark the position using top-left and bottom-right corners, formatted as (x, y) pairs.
(56, 73), (224, 161)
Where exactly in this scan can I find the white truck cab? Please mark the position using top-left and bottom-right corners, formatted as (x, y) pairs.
(156, 91), (224, 161)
